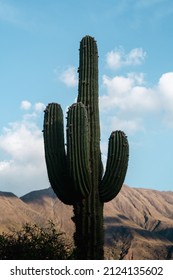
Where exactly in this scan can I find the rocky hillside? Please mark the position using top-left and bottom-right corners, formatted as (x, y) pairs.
(0, 185), (173, 259)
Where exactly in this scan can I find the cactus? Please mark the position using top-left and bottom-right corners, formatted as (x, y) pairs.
(43, 35), (129, 259)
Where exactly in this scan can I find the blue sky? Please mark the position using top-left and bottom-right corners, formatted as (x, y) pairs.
(0, 0), (173, 196)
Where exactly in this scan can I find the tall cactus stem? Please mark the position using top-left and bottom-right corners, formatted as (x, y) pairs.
(43, 35), (129, 259)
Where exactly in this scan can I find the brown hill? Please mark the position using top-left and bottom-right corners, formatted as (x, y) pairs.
(104, 186), (173, 259)
(0, 191), (46, 233)
(1, 185), (173, 259)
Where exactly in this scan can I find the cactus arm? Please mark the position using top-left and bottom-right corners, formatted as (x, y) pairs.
(43, 103), (76, 205)
(66, 102), (91, 197)
(99, 131), (129, 202)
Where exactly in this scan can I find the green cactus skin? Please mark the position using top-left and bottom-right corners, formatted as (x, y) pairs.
(43, 103), (76, 205)
(99, 131), (129, 202)
(66, 102), (91, 197)
(43, 35), (129, 259)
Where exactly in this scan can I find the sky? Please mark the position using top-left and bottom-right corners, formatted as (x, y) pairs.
(0, 0), (173, 197)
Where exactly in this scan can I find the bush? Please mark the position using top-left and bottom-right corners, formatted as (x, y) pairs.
(0, 221), (73, 260)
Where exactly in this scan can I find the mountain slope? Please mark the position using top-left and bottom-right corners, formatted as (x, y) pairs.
(0, 191), (46, 233)
(1, 185), (173, 259)
(21, 185), (173, 259)
(21, 188), (74, 236)
(104, 186), (173, 259)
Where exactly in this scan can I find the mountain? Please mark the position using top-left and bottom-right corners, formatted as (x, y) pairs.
(104, 186), (173, 259)
(0, 191), (46, 233)
(0, 185), (173, 259)
(21, 188), (74, 237)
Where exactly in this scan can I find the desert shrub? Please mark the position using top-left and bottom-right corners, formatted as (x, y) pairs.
(0, 221), (73, 260)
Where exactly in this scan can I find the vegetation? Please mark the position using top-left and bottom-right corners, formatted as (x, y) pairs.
(43, 35), (129, 259)
(0, 221), (73, 260)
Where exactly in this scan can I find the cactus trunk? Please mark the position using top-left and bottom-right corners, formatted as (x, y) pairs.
(73, 36), (104, 259)
(43, 35), (129, 259)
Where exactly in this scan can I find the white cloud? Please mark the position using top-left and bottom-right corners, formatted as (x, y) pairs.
(106, 49), (123, 69)
(158, 72), (173, 106)
(0, 160), (13, 172)
(21, 100), (45, 113)
(20, 101), (45, 122)
(20, 100), (32, 110)
(0, 122), (41, 162)
(34, 102), (46, 112)
(100, 73), (157, 113)
(59, 66), (78, 87)
(100, 71), (173, 134)
(127, 72), (145, 85)
(106, 47), (146, 69)
(126, 48), (146, 65)
(0, 120), (49, 196)
(0, 102), (49, 196)
(109, 117), (144, 135)
(158, 72), (173, 126)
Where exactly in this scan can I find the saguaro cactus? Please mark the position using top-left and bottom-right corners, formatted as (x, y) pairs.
(43, 36), (129, 259)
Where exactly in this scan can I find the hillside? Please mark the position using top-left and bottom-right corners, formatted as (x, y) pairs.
(0, 191), (46, 233)
(104, 186), (173, 259)
(0, 185), (173, 259)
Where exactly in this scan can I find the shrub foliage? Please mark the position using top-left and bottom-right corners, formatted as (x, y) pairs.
(0, 221), (72, 259)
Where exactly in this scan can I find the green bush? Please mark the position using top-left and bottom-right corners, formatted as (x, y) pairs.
(0, 221), (73, 259)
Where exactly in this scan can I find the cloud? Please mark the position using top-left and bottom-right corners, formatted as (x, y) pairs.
(34, 102), (46, 112)
(158, 72), (173, 126)
(100, 73), (157, 113)
(0, 102), (48, 196)
(20, 101), (45, 122)
(100, 71), (173, 134)
(0, 121), (48, 196)
(20, 100), (32, 110)
(158, 72), (173, 108)
(20, 100), (45, 112)
(0, 160), (12, 172)
(0, 122), (41, 162)
(109, 117), (144, 135)
(106, 47), (146, 70)
(126, 48), (146, 65)
(59, 66), (78, 87)
(106, 49), (122, 69)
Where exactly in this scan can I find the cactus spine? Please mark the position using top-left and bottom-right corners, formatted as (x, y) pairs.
(43, 36), (129, 259)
